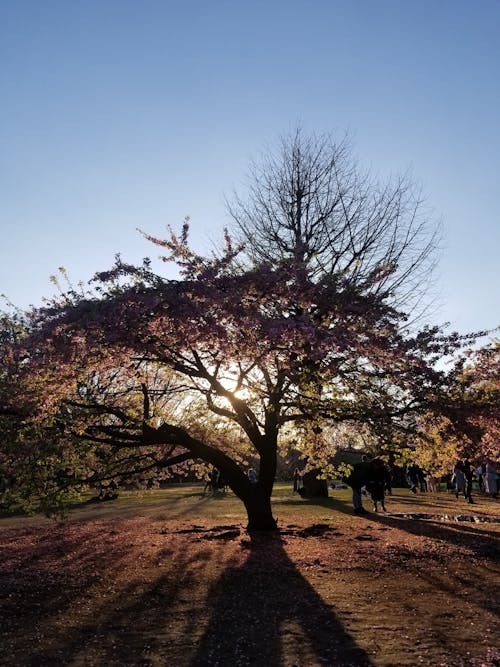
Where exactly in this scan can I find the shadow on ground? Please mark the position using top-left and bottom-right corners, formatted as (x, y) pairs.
(1, 522), (374, 667)
(190, 531), (373, 667)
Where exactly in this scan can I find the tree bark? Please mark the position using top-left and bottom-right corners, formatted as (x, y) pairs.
(241, 433), (278, 531)
(243, 491), (277, 531)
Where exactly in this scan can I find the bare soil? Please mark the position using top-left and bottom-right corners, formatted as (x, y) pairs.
(0, 486), (499, 667)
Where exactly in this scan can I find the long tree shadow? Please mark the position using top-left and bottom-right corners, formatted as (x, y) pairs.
(3, 525), (373, 666)
(190, 531), (374, 667)
(366, 511), (500, 562)
(0, 521), (133, 654)
(17, 539), (213, 666)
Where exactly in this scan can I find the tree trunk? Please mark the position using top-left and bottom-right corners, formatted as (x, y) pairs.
(211, 432), (279, 531)
(243, 491), (277, 531)
(241, 432), (278, 530)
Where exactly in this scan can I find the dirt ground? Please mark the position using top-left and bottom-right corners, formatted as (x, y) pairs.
(0, 486), (499, 667)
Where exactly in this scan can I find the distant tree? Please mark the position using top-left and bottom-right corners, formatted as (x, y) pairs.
(0, 133), (481, 529)
(413, 340), (499, 472)
(465, 340), (500, 462)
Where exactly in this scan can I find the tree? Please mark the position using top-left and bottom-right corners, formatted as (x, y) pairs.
(1, 133), (478, 529)
(413, 340), (499, 472)
(228, 129), (440, 320)
(465, 340), (500, 462)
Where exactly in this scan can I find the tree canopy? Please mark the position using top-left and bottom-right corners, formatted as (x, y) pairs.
(412, 340), (500, 475)
(229, 129), (440, 320)
(0, 131), (496, 529)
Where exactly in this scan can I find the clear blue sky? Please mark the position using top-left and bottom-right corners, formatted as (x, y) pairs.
(1, 0), (499, 335)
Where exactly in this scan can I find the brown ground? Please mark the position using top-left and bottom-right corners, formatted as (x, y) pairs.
(0, 485), (499, 667)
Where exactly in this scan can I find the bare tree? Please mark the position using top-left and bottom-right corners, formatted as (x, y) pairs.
(228, 128), (440, 320)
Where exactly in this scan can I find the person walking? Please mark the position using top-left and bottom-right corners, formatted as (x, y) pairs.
(406, 463), (420, 493)
(463, 460), (474, 504)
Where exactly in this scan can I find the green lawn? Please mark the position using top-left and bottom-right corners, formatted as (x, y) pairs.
(3, 481), (497, 527)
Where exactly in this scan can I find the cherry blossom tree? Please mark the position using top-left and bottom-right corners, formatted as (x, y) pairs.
(3, 233), (471, 528)
(1, 133), (486, 529)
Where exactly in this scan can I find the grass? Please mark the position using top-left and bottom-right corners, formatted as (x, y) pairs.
(3, 482), (497, 525)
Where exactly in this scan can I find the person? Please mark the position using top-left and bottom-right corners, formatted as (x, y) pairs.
(485, 461), (499, 498)
(247, 468), (258, 484)
(406, 463), (420, 493)
(204, 467), (220, 494)
(463, 460), (474, 504)
(417, 466), (427, 492)
(345, 457), (387, 514)
(345, 460), (370, 514)
(442, 473), (454, 493)
(426, 471), (438, 493)
(293, 468), (302, 493)
(365, 458), (388, 512)
(384, 462), (393, 496)
(452, 461), (467, 499)
(475, 463), (485, 492)
(214, 469), (226, 494)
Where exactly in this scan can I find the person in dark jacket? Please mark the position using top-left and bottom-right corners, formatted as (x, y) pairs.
(406, 463), (420, 493)
(365, 458), (388, 512)
(462, 460), (474, 504)
(345, 458), (387, 514)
